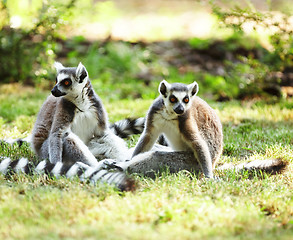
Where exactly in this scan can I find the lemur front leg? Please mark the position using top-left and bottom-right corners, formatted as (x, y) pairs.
(132, 126), (161, 158)
(48, 129), (99, 167)
(49, 130), (63, 164)
(186, 134), (214, 178)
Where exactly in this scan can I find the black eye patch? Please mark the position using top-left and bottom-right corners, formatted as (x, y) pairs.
(183, 96), (189, 103)
(61, 78), (72, 87)
(169, 95), (178, 103)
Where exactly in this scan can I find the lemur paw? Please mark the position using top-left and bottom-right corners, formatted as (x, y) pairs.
(101, 159), (124, 171)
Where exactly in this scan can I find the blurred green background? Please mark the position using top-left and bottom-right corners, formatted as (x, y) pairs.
(1, 0), (293, 101)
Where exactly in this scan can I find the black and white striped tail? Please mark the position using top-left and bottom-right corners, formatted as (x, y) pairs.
(0, 158), (136, 192)
(216, 159), (288, 175)
(110, 117), (145, 138)
(1, 135), (31, 147)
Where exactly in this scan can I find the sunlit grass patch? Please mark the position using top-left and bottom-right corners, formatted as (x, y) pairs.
(104, 99), (153, 122)
(0, 85), (293, 239)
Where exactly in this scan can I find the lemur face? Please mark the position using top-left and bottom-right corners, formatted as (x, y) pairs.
(51, 62), (88, 98)
(159, 80), (198, 116)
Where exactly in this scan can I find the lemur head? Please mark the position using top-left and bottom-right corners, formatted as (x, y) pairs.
(51, 62), (89, 99)
(159, 80), (198, 115)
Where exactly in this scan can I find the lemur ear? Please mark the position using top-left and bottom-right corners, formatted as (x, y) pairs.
(54, 62), (64, 72)
(188, 81), (199, 96)
(159, 80), (171, 97)
(76, 62), (88, 83)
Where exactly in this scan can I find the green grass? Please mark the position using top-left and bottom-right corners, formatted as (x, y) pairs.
(0, 84), (292, 239)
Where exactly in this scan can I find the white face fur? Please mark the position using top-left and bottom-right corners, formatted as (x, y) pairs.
(51, 62), (89, 99)
(159, 80), (198, 116)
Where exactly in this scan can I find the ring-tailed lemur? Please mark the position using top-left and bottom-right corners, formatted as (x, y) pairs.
(0, 157), (135, 191)
(131, 80), (222, 178)
(31, 61), (140, 166)
(0, 62), (144, 190)
(129, 80), (288, 178)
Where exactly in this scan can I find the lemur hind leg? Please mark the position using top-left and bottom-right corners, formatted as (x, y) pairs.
(62, 132), (99, 167)
(88, 130), (131, 161)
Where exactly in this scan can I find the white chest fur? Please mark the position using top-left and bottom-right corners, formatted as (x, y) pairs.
(153, 114), (190, 151)
(71, 108), (99, 144)
(69, 94), (101, 144)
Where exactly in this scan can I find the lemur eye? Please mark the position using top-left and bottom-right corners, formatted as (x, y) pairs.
(62, 78), (72, 87)
(55, 77), (58, 84)
(64, 80), (70, 86)
(183, 97), (189, 103)
(170, 97), (177, 103)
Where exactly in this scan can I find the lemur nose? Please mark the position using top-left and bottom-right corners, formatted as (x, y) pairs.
(174, 105), (184, 114)
(51, 87), (56, 95)
(51, 86), (66, 97)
